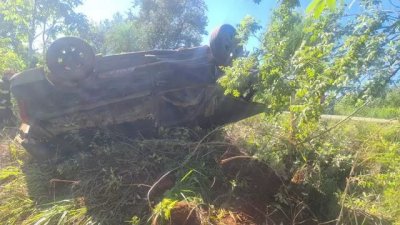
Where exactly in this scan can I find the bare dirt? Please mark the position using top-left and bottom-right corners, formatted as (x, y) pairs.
(163, 147), (315, 225)
(169, 202), (202, 225)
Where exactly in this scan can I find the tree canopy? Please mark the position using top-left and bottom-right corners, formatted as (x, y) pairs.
(0, 0), (88, 69)
(79, 0), (208, 54)
(0, 0), (208, 73)
(132, 0), (208, 49)
(220, 0), (400, 141)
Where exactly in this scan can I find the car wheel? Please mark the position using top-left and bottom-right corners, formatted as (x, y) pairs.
(46, 37), (95, 82)
(209, 24), (237, 66)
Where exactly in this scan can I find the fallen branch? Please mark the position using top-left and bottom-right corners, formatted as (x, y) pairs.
(336, 152), (358, 225)
(219, 155), (254, 165)
(49, 179), (80, 185)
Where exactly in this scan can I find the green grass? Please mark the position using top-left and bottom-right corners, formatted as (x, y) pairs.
(0, 141), (93, 225)
(1, 119), (399, 224)
(333, 88), (400, 120)
(0, 128), (231, 225)
(226, 114), (400, 224)
(334, 104), (400, 119)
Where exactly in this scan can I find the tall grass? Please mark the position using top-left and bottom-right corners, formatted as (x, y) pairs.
(0, 128), (230, 225)
(0, 141), (93, 225)
(334, 104), (400, 119)
(334, 89), (400, 119)
(226, 114), (399, 224)
(1, 119), (398, 224)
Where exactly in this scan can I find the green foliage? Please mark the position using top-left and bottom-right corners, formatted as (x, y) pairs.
(343, 124), (400, 222)
(221, 2), (345, 141)
(335, 104), (400, 119)
(149, 145), (223, 224)
(84, 0), (208, 54)
(235, 15), (262, 48)
(22, 200), (91, 225)
(0, 0), (30, 45)
(0, 0), (88, 67)
(227, 114), (399, 223)
(35, 0), (89, 43)
(0, 128), (235, 224)
(252, 0), (336, 18)
(0, 162), (92, 224)
(81, 12), (147, 54)
(105, 20), (141, 53)
(335, 87), (400, 119)
(0, 166), (21, 181)
(0, 1), (28, 73)
(219, 56), (258, 98)
(128, 216), (141, 225)
(0, 39), (25, 75)
(132, 0), (208, 49)
(221, 0), (399, 143)
(152, 198), (178, 221)
(307, 0), (337, 18)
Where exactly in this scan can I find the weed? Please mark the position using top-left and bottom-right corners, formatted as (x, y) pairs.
(1, 118), (397, 224)
(226, 114), (397, 224)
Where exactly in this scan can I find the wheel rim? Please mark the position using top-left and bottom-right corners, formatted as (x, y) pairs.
(46, 37), (95, 81)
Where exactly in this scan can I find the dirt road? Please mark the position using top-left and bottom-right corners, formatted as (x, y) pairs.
(320, 114), (399, 124)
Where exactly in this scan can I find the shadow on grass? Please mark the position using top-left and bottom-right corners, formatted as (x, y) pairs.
(12, 127), (395, 225)
(20, 128), (220, 224)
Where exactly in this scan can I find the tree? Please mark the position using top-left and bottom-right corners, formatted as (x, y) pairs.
(0, 1), (30, 74)
(0, 0), (88, 67)
(84, 0), (208, 53)
(0, 1), (30, 61)
(0, 39), (25, 76)
(220, 0), (399, 142)
(221, 2), (339, 141)
(252, 0), (335, 18)
(81, 13), (141, 54)
(131, 0), (208, 49)
(105, 21), (142, 53)
(306, 0), (337, 18)
(35, 0), (88, 54)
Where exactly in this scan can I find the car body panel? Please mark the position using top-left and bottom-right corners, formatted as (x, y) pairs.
(11, 45), (264, 136)
(10, 35), (265, 159)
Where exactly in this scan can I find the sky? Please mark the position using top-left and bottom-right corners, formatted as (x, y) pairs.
(77, 0), (277, 49)
(76, 0), (397, 49)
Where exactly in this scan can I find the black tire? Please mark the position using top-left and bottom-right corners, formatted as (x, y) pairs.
(46, 37), (95, 82)
(209, 24), (237, 66)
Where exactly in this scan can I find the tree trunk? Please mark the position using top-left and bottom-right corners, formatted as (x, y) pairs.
(285, 92), (297, 175)
(289, 92), (297, 142)
(42, 22), (46, 60)
(27, 0), (37, 68)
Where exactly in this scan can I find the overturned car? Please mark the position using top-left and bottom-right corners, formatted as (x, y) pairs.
(10, 24), (264, 160)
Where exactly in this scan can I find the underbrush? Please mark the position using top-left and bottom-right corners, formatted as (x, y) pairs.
(0, 139), (93, 224)
(227, 114), (399, 224)
(334, 92), (400, 119)
(0, 118), (398, 224)
(1, 128), (284, 224)
(334, 104), (400, 120)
